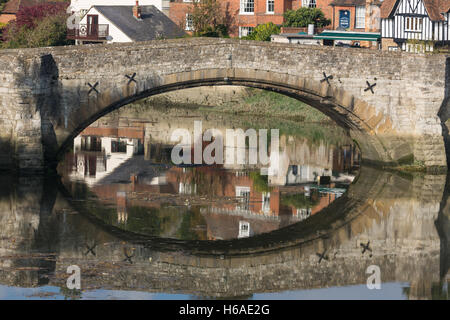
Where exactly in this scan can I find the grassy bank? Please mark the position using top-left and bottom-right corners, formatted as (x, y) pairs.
(215, 88), (331, 123)
(119, 90), (351, 149)
(140, 88), (331, 123)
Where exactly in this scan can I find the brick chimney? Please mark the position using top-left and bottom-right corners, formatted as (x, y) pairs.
(133, 0), (142, 19)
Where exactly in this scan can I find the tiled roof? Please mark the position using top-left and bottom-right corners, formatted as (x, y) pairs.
(94, 5), (185, 41)
(380, 0), (450, 21)
(380, 0), (398, 18)
(1, 0), (49, 14)
(330, 0), (366, 6)
(424, 0), (450, 21)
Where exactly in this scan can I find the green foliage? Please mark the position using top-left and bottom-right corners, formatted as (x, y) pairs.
(236, 88), (329, 122)
(283, 8), (331, 28)
(2, 14), (72, 48)
(249, 171), (272, 193)
(281, 193), (319, 209)
(243, 22), (280, 42)
(0, 0), (7, 13)
(196, 24), (229, 38)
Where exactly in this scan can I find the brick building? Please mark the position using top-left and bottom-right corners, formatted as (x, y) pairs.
(169, 0), (382, 38)
(170, 0), (301, 37)
(329, 0), (381, 32)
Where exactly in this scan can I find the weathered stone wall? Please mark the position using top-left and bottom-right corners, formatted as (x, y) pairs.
(0, 38), (448, 171)
(149, 85), (249, 106)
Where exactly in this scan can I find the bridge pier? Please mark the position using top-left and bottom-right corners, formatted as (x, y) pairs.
(0, 39), (448, 172)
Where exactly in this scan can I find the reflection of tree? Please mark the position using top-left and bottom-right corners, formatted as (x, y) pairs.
(249, 171), (271, 193)
(281, 193), (319, 209)
(60, 287), (82, 300)
(176, 209), (207, 241)
(430, 282), (449, 300)
(182, 167), (226, 197)
(402, 282), (449, 300)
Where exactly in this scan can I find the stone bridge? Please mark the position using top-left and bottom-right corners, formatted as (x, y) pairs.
(0, 38), (449, 172)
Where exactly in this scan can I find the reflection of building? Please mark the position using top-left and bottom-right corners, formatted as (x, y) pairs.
(64, 116), (359, 240)
(69, 136), (140, 185)
(117, 191), (128, 223)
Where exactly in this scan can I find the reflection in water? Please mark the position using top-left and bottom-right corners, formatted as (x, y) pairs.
(0, 111), (448, 300)
(0, 168), (448, 300)
(59, 113), (360, 241)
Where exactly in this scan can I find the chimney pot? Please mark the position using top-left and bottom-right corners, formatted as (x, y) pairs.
(133, 0), (141, 19)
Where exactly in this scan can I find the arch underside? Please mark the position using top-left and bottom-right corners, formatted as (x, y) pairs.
(55, 72), (393, 166)
(60, 166), (387, 257)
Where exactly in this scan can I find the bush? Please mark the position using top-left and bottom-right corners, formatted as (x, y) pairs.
(243, 22), (280, 41)
(196, 24), (229, 38)
(190, 0), (230, 37)
(14, 2), (68, 29)
(283, 8), (331, 28)
(2, 2), (72, 48)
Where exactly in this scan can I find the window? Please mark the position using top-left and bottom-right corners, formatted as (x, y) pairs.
(262, 192), (271, 213)
(111, 140), (127, 153)
(240, 0), (254, 14)
(355, 6), (365, 29)
(267, 0), (274, 13)
(238, 221), (250, 238)
(302, 0), (316, 8)
(292, 165), (298, 176)
(405, 42), (433, 53)
(239, 26), (254, 38)
(185, 13), (193, 31)
(295, 208), (312, 221)
(236, 186), (251, 211)
(405, 16), (423, 32)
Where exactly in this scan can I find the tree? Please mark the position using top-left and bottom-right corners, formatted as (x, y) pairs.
(283, 8), (331, 28)
(189, 0), (229, 37)
(14, 2), (68, 29)
(243, 22), (280, 41)
(0, 0), (8, 13)
(2, 2), (72, 48)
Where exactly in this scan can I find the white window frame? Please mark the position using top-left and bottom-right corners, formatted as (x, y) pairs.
(405, 16), (423, 32)
(239, 26), (254, 38)
(262, 192), (271, 214)
(238, 221), (250, 238)
(355, 6), (365, 29)
(267, 0), (275, 14)
(302, 0), (316, 8)
(236, 186), (251, 211)
(185, 13), (193, 31)
(240, 0), (255, 15)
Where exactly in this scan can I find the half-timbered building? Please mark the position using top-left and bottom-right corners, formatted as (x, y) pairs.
(381, 0), (450, 52)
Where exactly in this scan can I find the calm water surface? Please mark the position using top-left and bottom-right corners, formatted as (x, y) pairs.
(0, 107), (448, 300)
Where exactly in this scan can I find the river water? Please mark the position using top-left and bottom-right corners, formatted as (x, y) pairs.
(0, 105), (449, 300)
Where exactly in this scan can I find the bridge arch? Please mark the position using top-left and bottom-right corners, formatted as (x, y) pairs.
(55, 69), (389, 165)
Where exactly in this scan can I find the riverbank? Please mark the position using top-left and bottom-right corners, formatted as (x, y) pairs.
(137, 86), (331, 123)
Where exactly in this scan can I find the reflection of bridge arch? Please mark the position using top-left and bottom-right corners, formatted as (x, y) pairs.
(0, 167), (447, 298)
(58, 166), (432, 257)
(53, 166), (447, 298)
